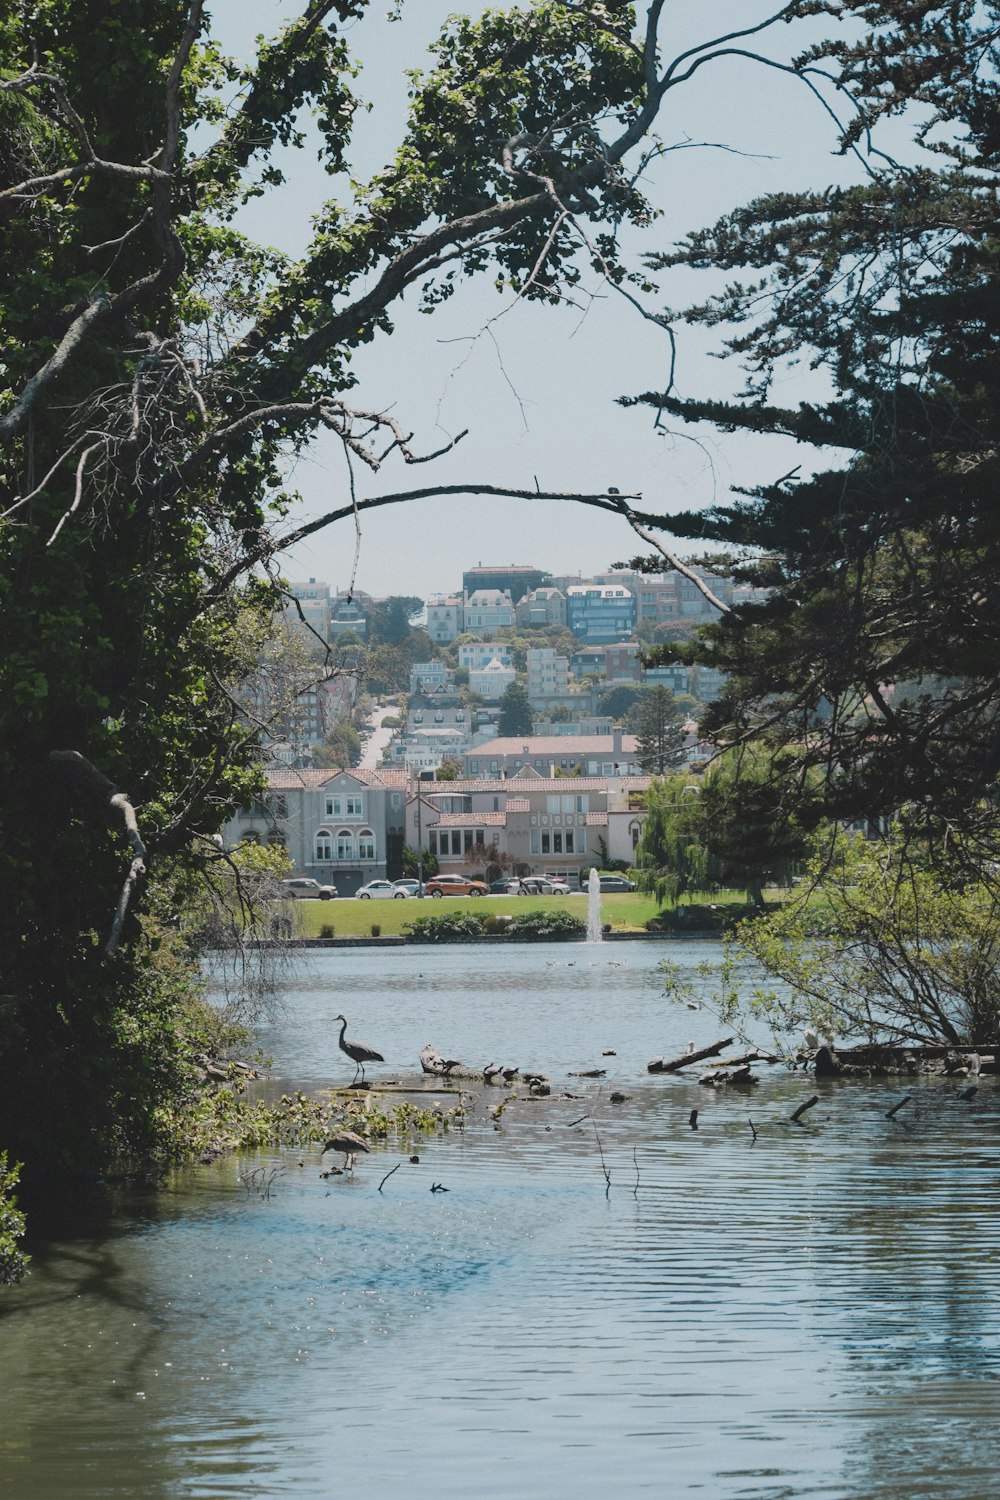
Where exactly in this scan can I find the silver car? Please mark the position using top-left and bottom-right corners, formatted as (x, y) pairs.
(280, 878), (337, 900)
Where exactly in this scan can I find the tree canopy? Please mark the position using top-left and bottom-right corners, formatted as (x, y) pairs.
(631, 684), (686, 773)
(498, 680), (535, 737)
(628, 1), (1000, 865)
(9, 0), (778, 1181)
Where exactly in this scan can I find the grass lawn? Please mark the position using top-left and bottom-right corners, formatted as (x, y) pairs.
(291, 892), (661, 938)
(290, 886), (792, 939)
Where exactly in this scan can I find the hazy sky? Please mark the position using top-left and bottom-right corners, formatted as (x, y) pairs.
(225, 2), (868, 599)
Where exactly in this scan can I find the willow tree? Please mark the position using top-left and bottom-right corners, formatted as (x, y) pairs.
(0, 1), (833, 1179)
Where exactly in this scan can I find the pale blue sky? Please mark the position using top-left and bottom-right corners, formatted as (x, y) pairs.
(221, 2), (869, 598)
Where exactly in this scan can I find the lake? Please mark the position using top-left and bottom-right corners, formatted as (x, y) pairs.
(3, 940), (1000, 1498)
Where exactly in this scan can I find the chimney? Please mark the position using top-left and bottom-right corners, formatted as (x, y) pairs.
(612, 727), (623, 755)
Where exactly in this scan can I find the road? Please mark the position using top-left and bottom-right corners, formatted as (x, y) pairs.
(358, 702), (397, 768)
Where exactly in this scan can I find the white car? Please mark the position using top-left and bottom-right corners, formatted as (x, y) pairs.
(356, 880), (411, 899)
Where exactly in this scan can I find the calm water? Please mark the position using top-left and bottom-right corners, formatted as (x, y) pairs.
(3, 941), (1000, 1498)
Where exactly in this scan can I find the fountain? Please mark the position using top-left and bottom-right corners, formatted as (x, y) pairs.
(586, 866), (603, 942)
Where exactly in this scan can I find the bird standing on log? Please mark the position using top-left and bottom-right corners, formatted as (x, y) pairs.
(333, 1013), (384, 1084)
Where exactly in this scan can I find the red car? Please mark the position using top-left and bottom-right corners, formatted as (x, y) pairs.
(424, 875), (488, 898)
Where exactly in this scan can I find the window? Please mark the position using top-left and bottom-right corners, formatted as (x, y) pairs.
(345, 795), (363, 816)
(530, 829), (540, 854)
(541, 831), (551, 854)
(336, 830), (353, 861)
(553, 831), (563, 854)
(324, 795), (340, 818)
(565, 830), (575, 854)
(315, 829), (333, 861)
(358, 830), (375, 860)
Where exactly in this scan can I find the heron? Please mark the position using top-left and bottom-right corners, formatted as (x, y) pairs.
(321, 1130), (370, 1171)
(333, 1013), (384, 1084)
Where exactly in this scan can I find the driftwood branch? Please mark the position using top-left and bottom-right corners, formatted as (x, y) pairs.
(648, 1037), (734, 1073)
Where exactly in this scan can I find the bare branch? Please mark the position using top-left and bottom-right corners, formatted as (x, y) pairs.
(47, 440), (103, 545)
(48, 751), (147, 954)
(617, 503), (733, 614)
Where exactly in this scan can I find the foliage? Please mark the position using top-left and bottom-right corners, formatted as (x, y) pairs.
(598, 684), (642, 720)
(507, 908), (585, 939)
(401, 844), (438, 879)
(313, 718), (362, 768)
(630, 685), (686, 773)
(498, 680), (534, 737)
(0, 0), (849, 1185)
(160, 1085), (461, 1161)
(635, 776), (709, 907)
(368, 597), (425, 647)
(637, 748), (814, 908)
(662, 825), (1000, 1049)
(627, 1), (1000, 862)
(0, 1153), (28, 1286)
(403, 911), (488, 941)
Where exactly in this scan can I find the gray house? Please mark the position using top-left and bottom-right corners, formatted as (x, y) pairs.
(224, 766), (409, 894)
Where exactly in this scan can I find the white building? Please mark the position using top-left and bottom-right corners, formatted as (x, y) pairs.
(464, 588), (515, 634)
(458, 641), (513, 671)
(526, 647), (569, 702)
(426, 594), (464, 643)
(469, 657), (517, 700)
(286, 579), (331, 639)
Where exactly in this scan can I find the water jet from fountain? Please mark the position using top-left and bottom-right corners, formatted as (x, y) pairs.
(587, 867), (603, 943)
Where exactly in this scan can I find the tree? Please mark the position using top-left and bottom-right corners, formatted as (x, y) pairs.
(636, 748), (815, 908)
(369, 597), (425, 647)
(663, 825), (1000, 1050)
(498, 681), (534, 737)
(631, 686), (686, 773)
(313, 719), (362, 768)
(0, 0), (841, 1184)
(597, 684), (642, 720)
(625, 2), (1000, 865)
(635, 776), (709, 906)
(401, 844), (438, 880)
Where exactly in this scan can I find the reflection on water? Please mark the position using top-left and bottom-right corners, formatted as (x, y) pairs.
(3, 941), (1000, 1498)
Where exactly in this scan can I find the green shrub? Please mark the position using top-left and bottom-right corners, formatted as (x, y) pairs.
(404, 911), (488, 942)
(508, 909), (586, 940)
(370, 923), (381, 937)
(319, 923), (336, 939)
(0, 1153), (28, 1285)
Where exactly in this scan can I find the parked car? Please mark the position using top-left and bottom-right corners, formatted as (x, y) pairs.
(424, 875), (488, 898)
(391, 879), (425, 897)
(357, 879), (411, 899)
(517, 877), (572, 896)
(280, 878), (337, 900)
(598, 875), (636, 892)
(488, 878), (520, 894)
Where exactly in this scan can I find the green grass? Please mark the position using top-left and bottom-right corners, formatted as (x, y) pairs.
(292, 892), (657, 938)
(290, 887), (793, 939)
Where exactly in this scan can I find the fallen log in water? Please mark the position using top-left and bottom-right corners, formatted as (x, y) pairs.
(703, 1049), (780, 1069)
(648, 1038), (734, 1073)
(699, 1064), (758, 1089)
(832, 1045), (996, 1076)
